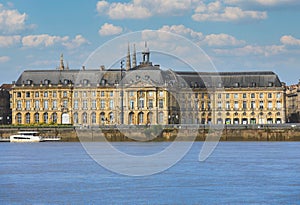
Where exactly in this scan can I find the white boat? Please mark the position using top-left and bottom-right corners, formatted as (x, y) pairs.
(10, 131), (42, 143)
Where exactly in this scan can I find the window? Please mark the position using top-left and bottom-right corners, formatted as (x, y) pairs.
(17, 113), (22, 124)
(91, 91), (96, 97)
(251, 101), (256, 109)
(17, 100), (22, 110)
(63, 100), (68, 108)
(63, 91), (67, 97)
(251, 93), (255, 98)
(276, 101), (281, 109)
(43, 113), (48, 123)
(202, 93), (205, 99)
(26, 92), (30, 98)
(91, 100), (96, 109)
(100, 100), (105, 109)
(149, 91), (153, 97)
(277, 93), (281, 99)
(159, 99), (164, 108)
(234, 101), (239, 110)
(44, 100), (48, 110)
(52, 113), (57, 123)
(83, 91), (87, 97)
(226, 101), (230, 110)
(34, 113), (39, 123)
(26, 100), (30, 110)
(234, 93), (238, 99)
(268, 101), (273, 109)
(159, 91), (164, 97)
(217, 94), (222, 99)
(208, 102), (211, 110)
(218, 101), (222, 110)
(138, 98), (144, 108)
(17, 92), (21, 98)
(243, 93), (246, 98)
(259, 93), (264, 98)
(91, 112), (96, 124)
(74, 91), (78, 98)
(109, 100), (114, 109)
(243, 101), (247, 109)
(53, 91), (57, 98)
(74, 100), (78, 110)
(109, 112), (114, 124)
(268, 93), (272, 98)
(35, 92), (39, 98)
(130, 100), (134, 109)
(129, 91), (134, 97)
(226, 93), (230, 99)
(74, 113), (78, 124)
(25, 113), (30, 124)
(138, 112), (144, 124)
(83, 100), (88, 109)
(101, 91), (105, 97)
(35, 100), (40, 109)
(148, 99), (153, 108)
(195, 93), (198, 99)
(82, 113), (87, 124)
(44, 92), (48, 98)
(158, 112), (164, 124)
(52, 100), (57, 110)
(259, 101), (264, 109)
(110, 91), (114, 97)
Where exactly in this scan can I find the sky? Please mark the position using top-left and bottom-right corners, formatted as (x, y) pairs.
(0, 0), (300, 85)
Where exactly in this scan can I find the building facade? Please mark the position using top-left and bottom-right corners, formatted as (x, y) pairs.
(0, 84), (12, 124)
(286, 81), (300, 122)
(10, 47), (286, 125)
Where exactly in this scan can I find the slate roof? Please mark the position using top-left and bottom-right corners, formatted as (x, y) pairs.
(15, 67), (282, 88)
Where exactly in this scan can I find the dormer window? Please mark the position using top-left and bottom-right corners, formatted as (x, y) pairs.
(268, 82), (273, 87)
(83, 79), (89, 85)
(64, 79), (69, 85)
(251, 82), (256, 87)
(234, 82), (239, 87)
(100, 79), (106, 85)
(26, 79), (32, 85)
(44, 79), (50, 85)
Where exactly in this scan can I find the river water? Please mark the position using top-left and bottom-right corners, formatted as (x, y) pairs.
(0, 142), (299, 204)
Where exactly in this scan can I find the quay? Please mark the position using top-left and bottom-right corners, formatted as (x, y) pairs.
(0, 124), (300, 142)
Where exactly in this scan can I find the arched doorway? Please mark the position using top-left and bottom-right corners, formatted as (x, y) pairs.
(129, 112), (134, 125)
(62, 113), (70, 124)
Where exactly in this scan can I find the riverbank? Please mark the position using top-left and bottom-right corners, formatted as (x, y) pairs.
(1, 124), (300, 142)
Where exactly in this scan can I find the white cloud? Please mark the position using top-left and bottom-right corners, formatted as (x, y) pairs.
(96, 1), (109, 14)
(213, 45), (286, 57)
(224, 0), (300, 7)
(0, 56), (10, 63)
(0, 3), (32, 33)
(159, 25), (204, 41)
(280, 35), (300, 46)
(0, 35), (20, 47)
(202, 33), (246, 47)
(99, 23), (123, 36)
(22, 34), (69, 47)
(192, 1), (267, 22)
(62, 35), (89, 49)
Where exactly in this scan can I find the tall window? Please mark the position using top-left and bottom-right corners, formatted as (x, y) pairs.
(91, 112), (96, 124)
(91, 100), (97, 110)
(158, 112), (164, 124)
(109, 100), (114, 109)
(268, 101), (273, 109)
(251, 101), (256, 109)
(159, 91), (164, 97)
(226, 93), (230, 99)
(63, 91), (67, 97)
(251, 93), (255, 98)
(35, 100), (40, 109)
(234, 101), (239, 110)
(53, 91), (57, 98)
(52, 100), (57, 110)
(44, 92), (48, 98)
(276, 101), (281, 109)
(100, 100), (105, 109)
(243, 93), (246, 98)
(129, 91), (134, 97)
(268, 93), (272, 98)
(44, 100), (48, 110)
(74, 100), (78, 110)
(74, 91), (78, 98)
(109, 112), (114, 124)
(138, 98), (144, 108)
(259, 93), (264, 98)
(35, 92), (39, 98)
(234, 93), (238, 99)
(63, 100), (68, 108)
(17, 100), (22, 110)
(217, 101), (222, 110)
(52, 113), (57, 123)
(26, 100), (30, 110)
(277, 93), (281, 99)
(148, 99), (153, 108)
(259, 101), (264, 109)
(25, 113), (30, 124)
(83, 100), (88, 110)
(82, 112), (87, 124)
(101, 91), (105, 97)
(83, 91), (87, 97)
(17, 113), (22, 124)
(243, 101), (247, 109)
(34, 113), (39, 123)
(91, 91), (96, 97)
(226, 101), (230, 110)
(149, 91), (153, 97)
(130, 100), (134, 109)
(159, 99), (164, 109)
(43, 113), (48, 123)
(110, 91), (113, 97)
(74, 113), (78, 124)
(138, 112), (144, 124)
(26, 92), (30, 98)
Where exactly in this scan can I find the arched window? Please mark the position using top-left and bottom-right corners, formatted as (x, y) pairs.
(25, 113), (30, 124)
(16, 113), (22, 124)
(91, 112), (96, 124)
(147, 112), (153, 124)
(100, 112), (105, 124)
(43, 113), (48, 123)
(52, 113), (57, 123)
(109, 112), (114, 124)
(82, 112), (87, 124)
(34, 113), (39, 123)
(129, 112), (134, 125)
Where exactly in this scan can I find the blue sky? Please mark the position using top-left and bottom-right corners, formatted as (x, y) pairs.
(1, 0), (300, 84)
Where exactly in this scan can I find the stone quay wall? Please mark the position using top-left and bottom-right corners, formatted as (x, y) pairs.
(1, 125), (300, 141)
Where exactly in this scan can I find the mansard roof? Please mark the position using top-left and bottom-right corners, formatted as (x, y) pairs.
(15, 68), (282, 88)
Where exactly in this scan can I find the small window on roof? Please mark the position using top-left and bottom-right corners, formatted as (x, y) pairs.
(252, 82), (256, 87)
(26, 80), (32, 85)
(44, 79), (50, 85)
(268, 82), (273, 87)
(234, 82), (239, 87)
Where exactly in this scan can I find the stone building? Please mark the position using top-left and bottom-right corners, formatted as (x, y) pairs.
(10, 45), (286, 125)
(0, 84), (12, 124)
(286, 81), (300, 122)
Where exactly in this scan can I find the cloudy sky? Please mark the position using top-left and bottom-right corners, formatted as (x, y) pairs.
(1, 0), (300, 84)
